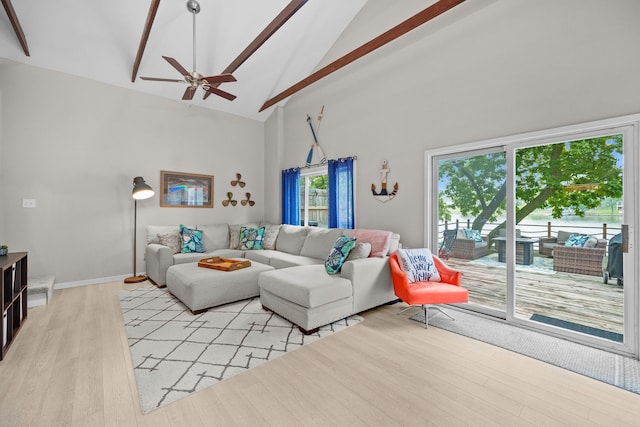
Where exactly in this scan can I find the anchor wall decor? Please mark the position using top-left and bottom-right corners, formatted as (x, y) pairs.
(371, 160), (398, 203)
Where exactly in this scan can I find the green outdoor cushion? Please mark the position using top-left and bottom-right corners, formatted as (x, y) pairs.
(557, 230), (573, 244)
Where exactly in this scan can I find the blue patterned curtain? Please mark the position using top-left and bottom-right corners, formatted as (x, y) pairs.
(281, 168), (300, 225)
(328, 157), (355, 229)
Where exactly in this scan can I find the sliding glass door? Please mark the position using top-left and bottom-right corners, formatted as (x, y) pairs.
(427, 115), (638, 357)
(435, 149), (507, 317)
(512, 134), (627, 347)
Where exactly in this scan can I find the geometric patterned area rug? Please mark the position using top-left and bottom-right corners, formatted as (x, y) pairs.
(119, 286), (363, 414)
(410, 308), (640, 396)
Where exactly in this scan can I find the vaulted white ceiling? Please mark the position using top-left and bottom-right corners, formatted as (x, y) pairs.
(0, 0), (368, 121)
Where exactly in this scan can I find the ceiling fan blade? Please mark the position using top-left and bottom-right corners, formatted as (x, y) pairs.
(204, 87), (236, 101)
(140, 77), (184, 83)
(202, 74), (236, 85)
(163, 56), (190, 77)
(182, 87), (196, 100)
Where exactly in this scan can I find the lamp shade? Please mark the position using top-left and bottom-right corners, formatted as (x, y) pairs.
(132, 176), (154, 200)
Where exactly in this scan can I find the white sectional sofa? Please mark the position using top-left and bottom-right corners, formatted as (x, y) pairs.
(145, 223), (245, 287)
(145, 223), (400, 333)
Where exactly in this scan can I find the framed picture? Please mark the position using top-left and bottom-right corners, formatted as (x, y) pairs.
(160, 171), (214, 208)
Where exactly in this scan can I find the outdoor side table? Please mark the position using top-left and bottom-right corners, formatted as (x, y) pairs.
(493, 237), (537, 265)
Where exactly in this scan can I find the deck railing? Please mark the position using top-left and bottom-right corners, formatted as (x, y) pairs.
(440, 219), (622, 250)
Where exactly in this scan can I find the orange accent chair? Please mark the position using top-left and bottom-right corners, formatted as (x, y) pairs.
(389, 252), (468, 328)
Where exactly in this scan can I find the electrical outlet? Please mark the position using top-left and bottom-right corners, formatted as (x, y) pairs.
(22, 199), (36, 208)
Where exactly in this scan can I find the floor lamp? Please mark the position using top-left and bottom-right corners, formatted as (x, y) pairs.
(124, 176), (154, 284)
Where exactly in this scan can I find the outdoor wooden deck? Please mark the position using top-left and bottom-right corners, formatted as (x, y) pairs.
(445, 253), (624, 336)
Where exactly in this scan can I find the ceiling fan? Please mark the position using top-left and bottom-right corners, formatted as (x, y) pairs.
(140, 0), (236, 101)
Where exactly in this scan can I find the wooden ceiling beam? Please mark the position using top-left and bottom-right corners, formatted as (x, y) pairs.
(204, 0), (308, 99)
(1, 0), (30, 56)
(223, 0), (308, 74)
(259, 0), (466, 112)
(131, 0), (161, 83)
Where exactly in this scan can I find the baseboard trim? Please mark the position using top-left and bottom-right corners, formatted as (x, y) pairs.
(28, 293), (47, 308)
(54, 273), (142, 290)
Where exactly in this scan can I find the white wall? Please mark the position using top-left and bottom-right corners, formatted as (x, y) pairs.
(263, 107), (285, 225)
(0, 61), (264, 284)
(274, 0), (640, 249)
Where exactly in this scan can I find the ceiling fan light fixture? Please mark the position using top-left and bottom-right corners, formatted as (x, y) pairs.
(186, 0), (200, 14)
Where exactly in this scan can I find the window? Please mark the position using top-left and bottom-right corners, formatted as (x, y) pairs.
(300, 166), (328, 227)
(282, 157), (356, 228)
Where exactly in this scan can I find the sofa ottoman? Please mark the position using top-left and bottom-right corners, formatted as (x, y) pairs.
(258, 265), (354, 334)
(167, 260), (275, 314)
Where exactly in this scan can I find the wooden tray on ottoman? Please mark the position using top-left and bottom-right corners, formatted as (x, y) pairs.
(198, 257), (251, 271)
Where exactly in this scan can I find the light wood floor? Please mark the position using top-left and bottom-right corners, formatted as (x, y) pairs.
(1, 281), (640, 426)
(446, 256), (624, 334)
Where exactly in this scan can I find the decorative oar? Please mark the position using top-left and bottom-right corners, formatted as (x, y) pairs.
(305, 106), (326, 166)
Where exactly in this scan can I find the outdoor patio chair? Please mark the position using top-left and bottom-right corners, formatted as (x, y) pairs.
(438, 229), (457, 259)
(449, 228), (489, 260)
(539, 230), (573, 257)
(553, 238), (607, 277)
(389, 252), (468, 328)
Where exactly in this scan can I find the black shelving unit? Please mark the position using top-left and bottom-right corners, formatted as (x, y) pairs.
(1, 252), (28, 360)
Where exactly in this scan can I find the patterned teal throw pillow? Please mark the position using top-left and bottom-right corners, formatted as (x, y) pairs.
(565, 234), (589, 247)
(325, 235), (357, 275)
(179, 224), (204, 253)
(239, 226), (265, 250)
(463, 229), (484, 242)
